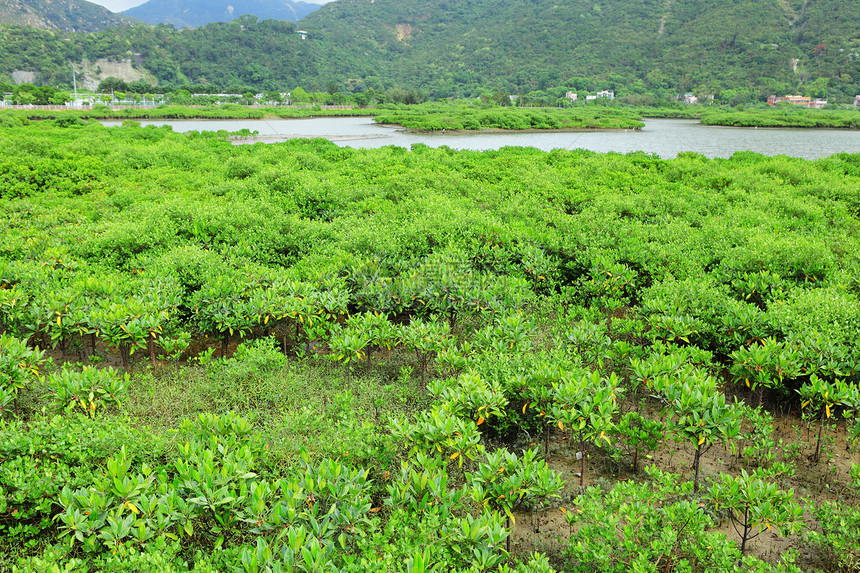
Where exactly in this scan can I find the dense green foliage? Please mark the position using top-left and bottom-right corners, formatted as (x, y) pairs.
(0, 0), (858, 101)
(1, 117), (860, 571)
(702, 107), (860, 128)
(373, 106), (645, 131)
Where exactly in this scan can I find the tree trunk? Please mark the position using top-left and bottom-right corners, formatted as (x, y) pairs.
(120, 343), (129, 370)
(544, 418), (550, 460)
(813, 408), (825, 463)
(693, 442), (702, 493)
(149, 333), (156, 365)
(506, 514), (511, 553)
(740, 507), (751, 554)
(579, 430), (586, 491)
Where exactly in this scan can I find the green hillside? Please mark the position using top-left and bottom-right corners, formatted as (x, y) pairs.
(0, 0), (134, 33)
(0, 0), (858, 102)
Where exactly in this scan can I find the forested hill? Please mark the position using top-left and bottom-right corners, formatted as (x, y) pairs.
(0, 0), (134, 32)
(122, 0), (322, 28)
(297, 0), (859, 100)
(0, 0), (857, 101)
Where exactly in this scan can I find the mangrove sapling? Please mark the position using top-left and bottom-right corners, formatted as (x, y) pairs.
(840, 384), (860, 462)
(729, 337), (800, 408)
(652, 365), (742, 492)
(45, 365), (128, 418)
(735, 406), (777, 470)
(610, 411), (665, 474)
(804, 499), (860, 572)
(427, 370), (508, 429)
(466, 448), (564, 553)
(347, 311), (397, 373)
(548, 370), (620, 490)
(0, 386), (15, 416)
(563, 466), (750, 572)
(388, 404), (484, 466)
(0, 333), (48, 416)
(564, 320), (612, 370)
(398, 316), (450, 392)
(799, 375), (850, 463)
(710, 468), (805, 555)
(158, 331), (190, 380)
(720, 299), (773, 348)
(729, 270), (786, 310)
(327, 322), (370, 389)
(519, 365), (560, 459)
(436, 340), (473, 377)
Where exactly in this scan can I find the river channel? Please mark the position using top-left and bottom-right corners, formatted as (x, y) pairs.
(101, 117), (860, 160)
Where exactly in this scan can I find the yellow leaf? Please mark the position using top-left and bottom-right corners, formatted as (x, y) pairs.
(477, 416), (484, 426)
(126, 501), (139, 515)
(698, 435), (706, 445)
(450, 451), (460, 460)
(264, 315), (270, 325)
(801, 400), (810, 409)
(558, 421), (564, 430)
(559, 507), (567, 514)
(522, 403), (528, 414)
(57, 315), (62, 326)
(826, 404), (831, 419)
(744, 378), (750, 388)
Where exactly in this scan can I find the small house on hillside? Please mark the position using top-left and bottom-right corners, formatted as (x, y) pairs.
(854, 95), (860, 108)
(297, 30), (308, 40)
(767, 94), (825, 108)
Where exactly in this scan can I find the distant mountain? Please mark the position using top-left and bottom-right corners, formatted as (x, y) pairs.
(123, 0), (321, 27)
(0, 0), (134, 32)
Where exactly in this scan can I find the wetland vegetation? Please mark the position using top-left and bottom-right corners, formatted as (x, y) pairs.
(1, 115), (860, 571)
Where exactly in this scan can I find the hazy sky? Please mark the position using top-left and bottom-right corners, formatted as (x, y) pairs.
(88, 0), (334, 13)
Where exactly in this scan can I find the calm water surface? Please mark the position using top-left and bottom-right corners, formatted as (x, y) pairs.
(101, 117), (860, 160)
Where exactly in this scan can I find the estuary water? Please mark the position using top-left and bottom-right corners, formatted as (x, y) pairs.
(101, 117), (860, 160)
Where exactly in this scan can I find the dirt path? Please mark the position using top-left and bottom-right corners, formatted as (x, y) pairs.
(658, 0), (673, 35)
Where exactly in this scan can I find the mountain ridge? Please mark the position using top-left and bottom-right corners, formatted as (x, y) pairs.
(0, 0), (134, 32)
(122, 0), (321, 27)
